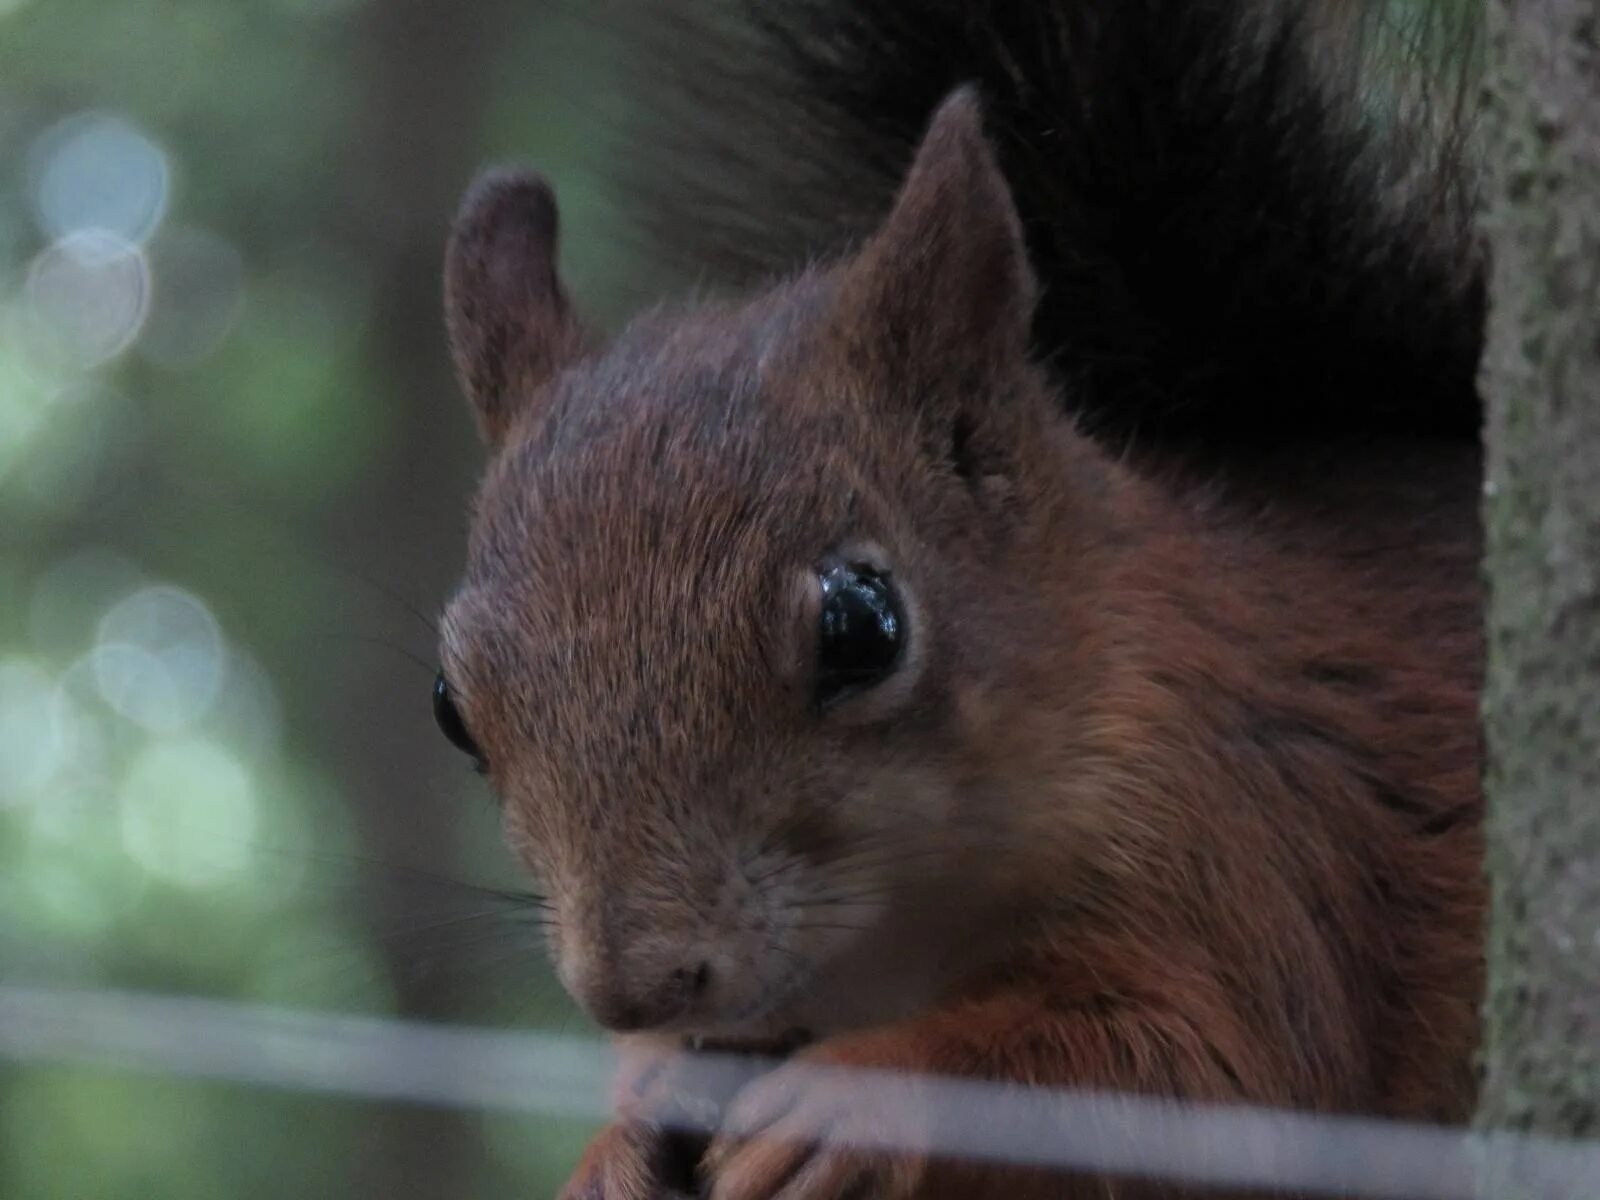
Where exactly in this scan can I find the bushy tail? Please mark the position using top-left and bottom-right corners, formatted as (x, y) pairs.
(620, 0), (1483, 456)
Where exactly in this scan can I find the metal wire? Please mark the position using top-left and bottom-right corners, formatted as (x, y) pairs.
(1, 982), (1593, 1198)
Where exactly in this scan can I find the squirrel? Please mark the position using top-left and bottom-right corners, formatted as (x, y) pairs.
(432, 0), (1485, 1197)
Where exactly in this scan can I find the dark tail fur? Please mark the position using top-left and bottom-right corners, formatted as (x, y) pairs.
(618, 0), (1483, 458)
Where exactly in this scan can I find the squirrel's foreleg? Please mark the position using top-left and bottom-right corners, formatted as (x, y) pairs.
(699, 973), (1275, 1200)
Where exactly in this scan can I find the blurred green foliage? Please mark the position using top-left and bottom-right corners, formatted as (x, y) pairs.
(0, 0), (642, 1195)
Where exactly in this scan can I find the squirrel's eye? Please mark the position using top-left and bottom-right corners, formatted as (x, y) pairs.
(432, 671), (485, 769)
(815, 564), (904, 704)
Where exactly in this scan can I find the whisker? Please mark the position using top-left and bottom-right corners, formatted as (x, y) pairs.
(374, 906), (552, 943)
(306, 633), (439, 677)
(343, 569), (442, 638)
(247, 840), (552, 909)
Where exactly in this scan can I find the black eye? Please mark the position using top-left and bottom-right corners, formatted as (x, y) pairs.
(815, 564), (905, 705)
(433, 671), (486, 770)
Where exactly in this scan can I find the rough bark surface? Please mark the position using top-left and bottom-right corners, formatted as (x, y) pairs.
(1477, 0), (1600, 1188)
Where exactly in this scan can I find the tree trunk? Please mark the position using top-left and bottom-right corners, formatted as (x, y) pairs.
(341, 1), (514, 1196)
(1477, 0), (1600, 1190)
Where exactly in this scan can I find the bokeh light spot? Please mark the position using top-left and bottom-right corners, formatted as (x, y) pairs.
(119, 739), (258, 887)
(94, 585), (226, 733)
(29, 112), (170, 246)
(24, 231), (151, 369)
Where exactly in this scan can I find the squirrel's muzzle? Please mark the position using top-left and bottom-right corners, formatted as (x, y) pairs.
(570, 956), (714, 1033)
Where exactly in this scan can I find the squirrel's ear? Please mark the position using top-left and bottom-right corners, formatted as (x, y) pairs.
(840, 87), (1036, 379)
(444, 169), (585, 447)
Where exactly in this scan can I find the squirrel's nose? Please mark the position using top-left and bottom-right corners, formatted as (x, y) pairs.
(582, 960), (713, 1032)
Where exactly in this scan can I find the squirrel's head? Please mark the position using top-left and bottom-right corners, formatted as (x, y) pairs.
(437, 91), (1108, 1038)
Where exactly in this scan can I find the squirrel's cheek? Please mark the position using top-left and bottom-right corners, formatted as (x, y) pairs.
(949, 676), (1007, 741)
(496, 793), (554, 883)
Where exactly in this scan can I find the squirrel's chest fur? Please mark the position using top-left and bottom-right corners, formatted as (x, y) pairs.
(975, 440), (1484, 1121)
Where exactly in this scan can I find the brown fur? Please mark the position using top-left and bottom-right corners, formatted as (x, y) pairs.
(438, 91), (1482, 1199)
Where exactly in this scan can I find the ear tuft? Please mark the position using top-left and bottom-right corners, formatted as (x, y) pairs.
(444, 168), (585, 447)
(842, 86), (1036, 376)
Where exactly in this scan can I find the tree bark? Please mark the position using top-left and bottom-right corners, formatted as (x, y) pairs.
(1477, 0), (1600, 1191)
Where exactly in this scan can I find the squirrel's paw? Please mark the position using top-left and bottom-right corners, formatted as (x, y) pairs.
(560, 1036), (707, 1200)
(702, 1037), (930, 1200)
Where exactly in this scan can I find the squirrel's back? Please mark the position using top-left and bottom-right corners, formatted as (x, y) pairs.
(626, 0), (1482, 462)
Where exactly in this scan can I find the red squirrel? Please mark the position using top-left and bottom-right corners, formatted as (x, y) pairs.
(431, 1), (1485, 1196)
